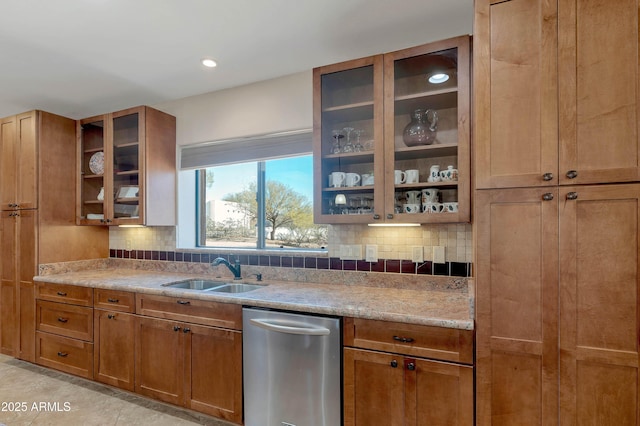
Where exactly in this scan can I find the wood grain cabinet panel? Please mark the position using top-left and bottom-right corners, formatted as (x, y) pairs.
(94, 309), (135, 391)
(35, 331), (93, 379)
(36, 300), (93, 341)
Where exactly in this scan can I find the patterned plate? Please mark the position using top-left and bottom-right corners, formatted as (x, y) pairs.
(89, 151), (104, 175)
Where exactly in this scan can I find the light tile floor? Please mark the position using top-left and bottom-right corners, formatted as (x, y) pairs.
(0, 354), (235, 426)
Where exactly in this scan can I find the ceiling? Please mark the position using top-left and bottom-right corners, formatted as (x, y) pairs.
(0, 0), (473, 119)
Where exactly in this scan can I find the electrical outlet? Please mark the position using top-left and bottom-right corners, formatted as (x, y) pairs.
(432, 246), (446, 264)
(125, 240), (132, 251)
(340, 244), (363, 260)
(411, 246), (424, 263)
(365, 245), (378, 262)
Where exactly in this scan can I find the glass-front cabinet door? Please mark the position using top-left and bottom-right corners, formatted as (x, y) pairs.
(78, 116), (107, 225)
(313, 55), (384, 224)
(110, 108), (143, 225)
(313, 36), (470, 224)
(384, 36), (470, 223)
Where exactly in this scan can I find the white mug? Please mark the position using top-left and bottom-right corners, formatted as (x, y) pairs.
(403, 203), (420, 214)
(362, 173), (374, 186)
(345, 173), (361, 187)
(444, 202), (459, 213)
(428, 165), (441, 182)
(394, 170), (407, 185)
(425, 202), (444, 213)
(330, 172), (346, 187)
(421, 188), (439, 203)
(405, 169), (419, 183)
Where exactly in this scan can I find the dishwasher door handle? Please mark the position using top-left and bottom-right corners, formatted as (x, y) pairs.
(249, 318), (331, 336)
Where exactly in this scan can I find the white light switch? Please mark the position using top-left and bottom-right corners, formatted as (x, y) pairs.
(432, 246), (446, 264)
(411, 246), (424, 263)
(365, 245), (378, 262)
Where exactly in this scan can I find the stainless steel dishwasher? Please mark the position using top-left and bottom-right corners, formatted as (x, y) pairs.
(243, 307), (342, 426)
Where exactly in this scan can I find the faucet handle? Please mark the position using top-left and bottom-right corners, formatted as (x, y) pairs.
(252, 273), (263, 282)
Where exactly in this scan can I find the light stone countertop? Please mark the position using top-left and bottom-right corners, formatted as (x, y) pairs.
(34, 267), (474, 331)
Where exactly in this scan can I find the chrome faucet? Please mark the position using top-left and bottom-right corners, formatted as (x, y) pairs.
(212, 257), (242, 280)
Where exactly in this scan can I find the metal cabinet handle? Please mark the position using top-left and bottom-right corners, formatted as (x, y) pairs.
(57, 317), (68, 323)
(406, 362), (416, 371)
(183, 327), (191, 333)
(393, 335), (415, 343)
(107, 314), (116, 319)
(176, 300), (190, 305)
(542, 193), (554, 201)
(107, 298), (119, 303)
(567, 192), (578, 200)
(566, 170), (578, 179)
(57, 292), (67, 297)
(542, 172), (553, 181)
(386, 213), (394, 219)
(173, 326), (181, 332)
(57, 352), (68, 357)
(390, 360), (398, 368)
(373, 214), (381, 220)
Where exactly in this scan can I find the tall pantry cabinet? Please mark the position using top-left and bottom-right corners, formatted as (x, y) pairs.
(474, 0), (640, 424)
(0, 111), (108, 362)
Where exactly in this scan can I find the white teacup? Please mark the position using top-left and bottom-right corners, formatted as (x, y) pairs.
(345, 173), (361, 187)
(394, 170), (406, 185)
(444, 202), (459, 213)
(424, 202), (444, 213)
(330, 172), (346, 187)
(403, 203), (420, 214)
(405, 169), (419, 184)
(421, 188), (439, 203)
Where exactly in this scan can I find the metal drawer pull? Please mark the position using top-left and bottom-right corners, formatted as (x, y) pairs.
(567, 192), (578, 200)
(176, 300), (190, 305)
(57, 317), (68, 323)
(566, 170), (578, 179)
(57, 292), (67, 296)
(107, 298), (119, 303)
(173, 326), (181, 332)
(390, 360), (398, 368)
(393, 336), (415, 343)
(183, 327), (191, 333)
(57, 352), (68, 357)
(542, 193), (554, 201)
(107, 314), (116, 319)
(542, 172), (553, 181)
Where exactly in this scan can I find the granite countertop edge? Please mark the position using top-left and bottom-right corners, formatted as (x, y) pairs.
(34, 268), (474, 331)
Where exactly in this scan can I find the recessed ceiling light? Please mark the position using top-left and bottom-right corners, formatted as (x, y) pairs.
(201, 58), (217, 68)
(428, 73), (449, 84)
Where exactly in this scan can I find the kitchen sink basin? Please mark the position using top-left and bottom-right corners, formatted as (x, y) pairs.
(206, 283), (265, 293)
(163, 280), (265, 293)
(163, 279), (229, 290)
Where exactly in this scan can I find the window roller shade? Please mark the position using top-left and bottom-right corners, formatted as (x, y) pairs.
(180, 129), (312, 170)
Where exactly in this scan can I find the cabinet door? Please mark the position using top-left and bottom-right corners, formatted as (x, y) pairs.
(184, 323), (242, 423)
(0, 212), (17, 356)
(16, 112), (37, 209)
(411, 358), (473, 426)
(135, 316), (184, 405)
(558, 0), (640, 185)
(313, 55), (384, 224)
(343, 348), (404, 426)
(559, 184), (640, 423)
(17, 209), (36, 362)
(0, 116), (17, 210)
(474, 0), (558, 189)
(78, 115), (108, 225)
(384, 36), (471, 223)
(94, 310), (135, 391)
(475, 188), (559, 425)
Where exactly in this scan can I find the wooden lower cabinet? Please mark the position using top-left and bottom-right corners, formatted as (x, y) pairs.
(344, 348), (473, 426)
(135, 316), (243, 424)
(476, 185), (640, 424)
(94, 309), (135, 391)
(35, 331), (93, 379)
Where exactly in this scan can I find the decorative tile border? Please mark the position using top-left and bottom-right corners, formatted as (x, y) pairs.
(109, 250), (473, 277)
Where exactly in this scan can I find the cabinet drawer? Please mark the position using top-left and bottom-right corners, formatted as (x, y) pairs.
(35, 331), (93, 379)
(94, 289), (135, 313)
(36, 282), (93, 306)
(36, 300), (93, 341)
(136, 294), (242, 330)
(343, 318), (473, 365)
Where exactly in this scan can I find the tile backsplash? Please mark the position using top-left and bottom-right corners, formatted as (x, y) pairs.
(109, 223), (473, 276)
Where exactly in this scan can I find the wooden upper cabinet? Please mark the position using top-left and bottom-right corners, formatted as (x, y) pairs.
(0, 112), (38, 210)
(475, 0), (559, 189)
(313, 35), (471, 224)
(476, 0), (640, 188)
(559, 184), (640, 423)
(558, 0), (640, 185)
(78, 106), (176, 226)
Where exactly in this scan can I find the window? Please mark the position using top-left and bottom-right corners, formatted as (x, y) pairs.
(180, 130), (327, 251)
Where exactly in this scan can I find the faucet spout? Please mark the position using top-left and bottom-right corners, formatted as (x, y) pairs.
(212, 257), (242, 280)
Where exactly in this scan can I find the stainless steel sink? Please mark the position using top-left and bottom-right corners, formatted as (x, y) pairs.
(163, 280), (265, 293)
(163, 279), (228, 290)
(206, 283), (265, 293)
